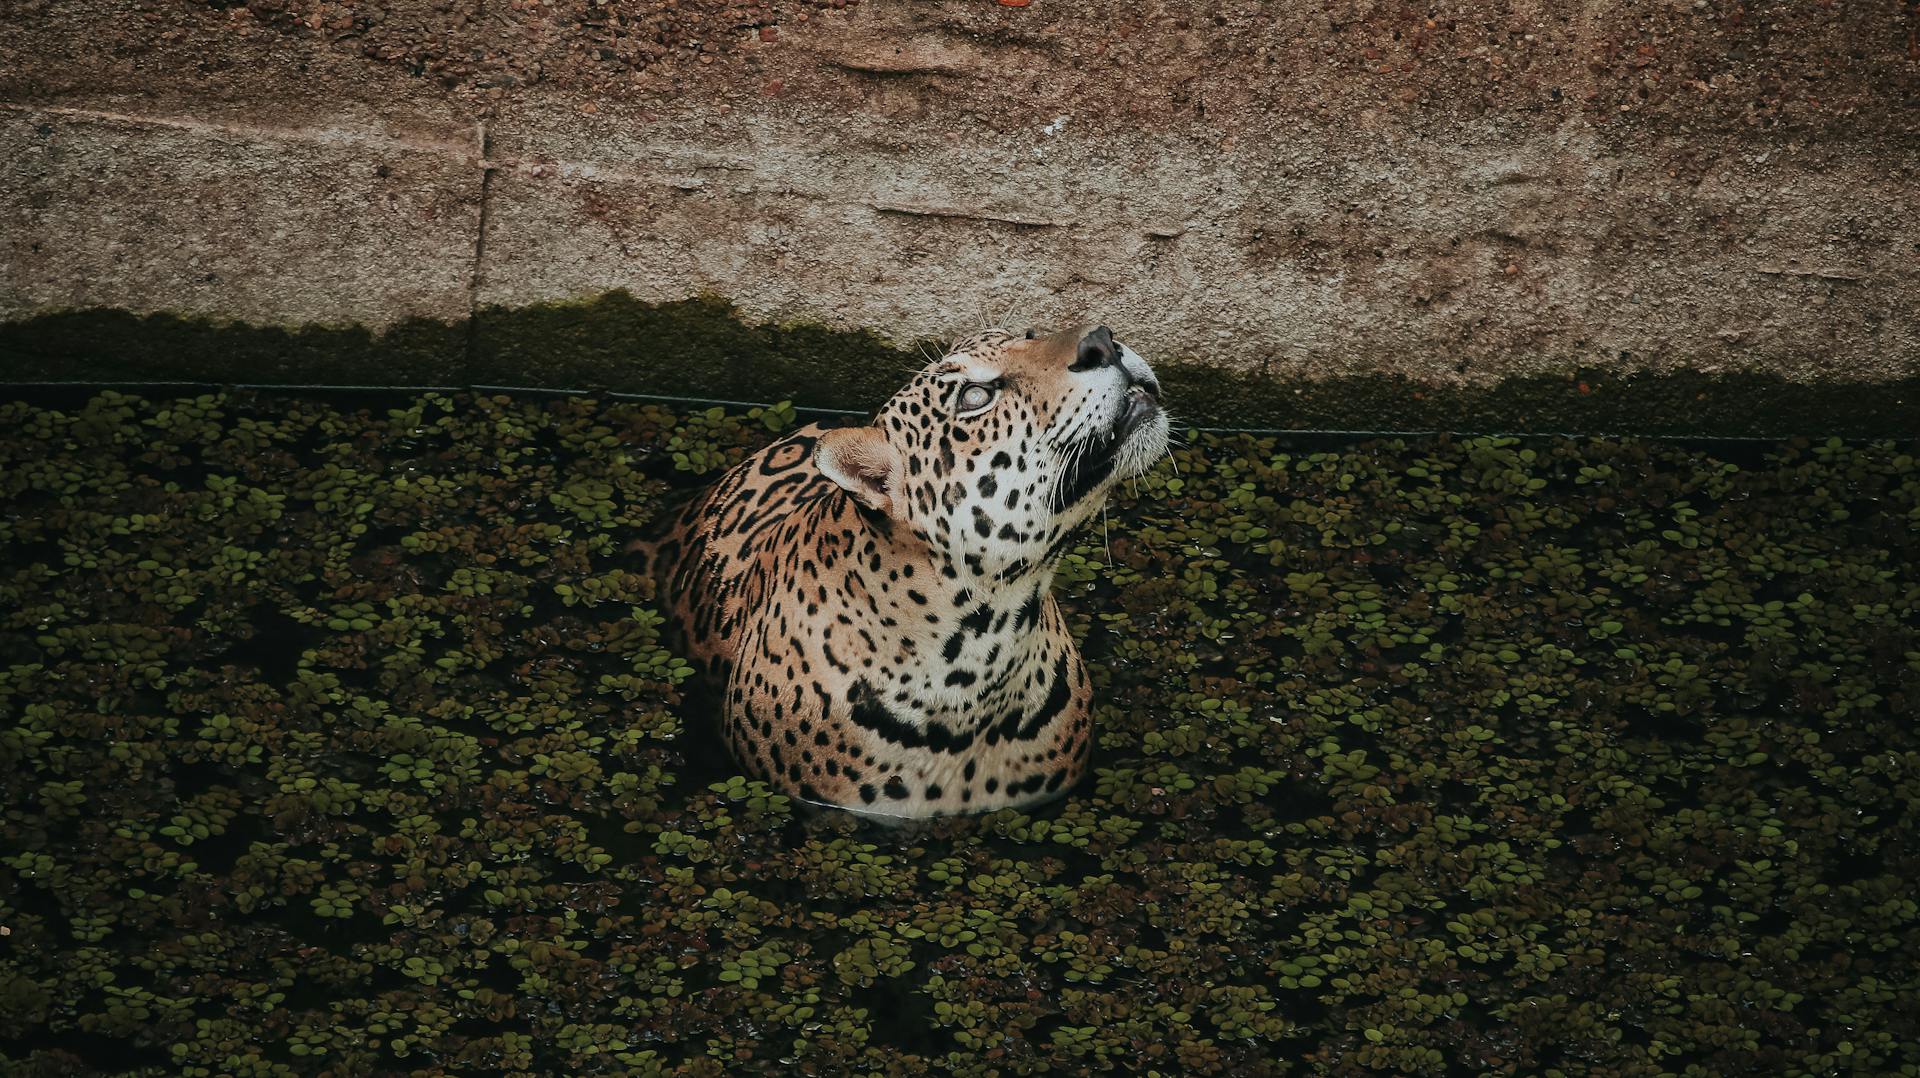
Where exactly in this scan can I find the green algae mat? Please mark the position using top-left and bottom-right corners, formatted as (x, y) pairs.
(2, 390), (1917, 1077)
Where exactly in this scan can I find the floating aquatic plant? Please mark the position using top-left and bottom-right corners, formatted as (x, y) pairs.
(0, 393), (1916, 1076)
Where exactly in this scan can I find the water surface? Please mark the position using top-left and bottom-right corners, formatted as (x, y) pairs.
(2, 390), (1915, 1076)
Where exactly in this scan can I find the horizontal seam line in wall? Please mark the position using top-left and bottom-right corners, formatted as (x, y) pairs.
(0, 102), (481, 159)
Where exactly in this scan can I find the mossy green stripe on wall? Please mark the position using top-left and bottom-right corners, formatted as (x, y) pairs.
(470, 294), (916, 409)
(1, 308), (472, 388)
(4, 291), (1917, 437)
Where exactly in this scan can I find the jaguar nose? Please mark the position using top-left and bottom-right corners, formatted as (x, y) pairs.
(1069, 325), (1117, 372)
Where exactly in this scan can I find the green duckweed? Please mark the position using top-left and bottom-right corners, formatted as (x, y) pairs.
(0, 391), (1916, 1076)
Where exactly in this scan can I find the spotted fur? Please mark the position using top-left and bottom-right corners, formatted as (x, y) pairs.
(636, 325), (1170, 817)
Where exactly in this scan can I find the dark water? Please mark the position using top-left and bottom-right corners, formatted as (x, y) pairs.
(1, 389), (1916, 1076)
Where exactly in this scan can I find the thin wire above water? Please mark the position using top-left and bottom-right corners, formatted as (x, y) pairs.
(0, 379), (1850, 443)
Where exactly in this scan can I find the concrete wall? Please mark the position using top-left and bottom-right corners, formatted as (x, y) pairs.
(3, 0), (1917, 388)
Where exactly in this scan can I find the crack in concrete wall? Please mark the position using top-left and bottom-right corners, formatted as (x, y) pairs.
(466, 120), (494, 369)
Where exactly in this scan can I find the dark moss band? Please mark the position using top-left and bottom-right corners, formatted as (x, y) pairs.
(5, 292), (1915, 437)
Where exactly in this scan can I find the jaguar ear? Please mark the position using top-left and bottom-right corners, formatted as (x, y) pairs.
(815, 426), (901, 513)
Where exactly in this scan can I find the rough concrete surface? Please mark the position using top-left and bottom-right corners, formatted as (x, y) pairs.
(479, 104), (1920, 383)
(2, 0), (1918, 386)
(0, 106), (483, 331)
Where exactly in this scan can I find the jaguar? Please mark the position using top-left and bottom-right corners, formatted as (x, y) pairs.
(635, 324), (1169, 817)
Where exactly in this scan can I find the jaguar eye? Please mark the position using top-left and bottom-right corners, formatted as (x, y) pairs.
(957, 383), (997, 413)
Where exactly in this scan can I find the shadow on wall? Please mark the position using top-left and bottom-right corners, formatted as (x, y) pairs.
(2, 291), (1916, 438)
